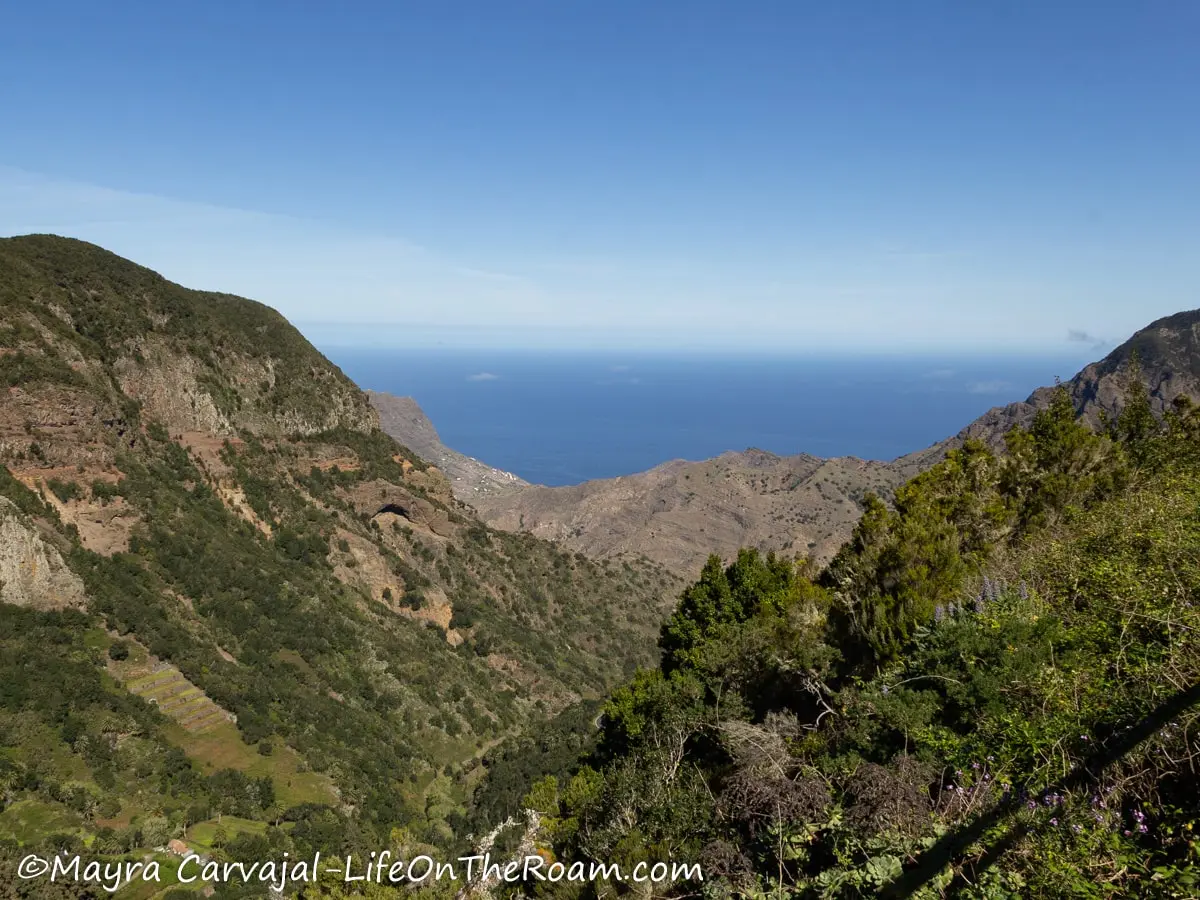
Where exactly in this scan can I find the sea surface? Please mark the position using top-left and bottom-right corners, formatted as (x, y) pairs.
(320, 348), (1100, 487)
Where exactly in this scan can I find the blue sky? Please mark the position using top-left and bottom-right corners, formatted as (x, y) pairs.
(1, 1), (1197, 351)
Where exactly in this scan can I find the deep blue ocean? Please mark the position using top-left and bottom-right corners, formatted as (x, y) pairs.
(320, 348), (1099, 487)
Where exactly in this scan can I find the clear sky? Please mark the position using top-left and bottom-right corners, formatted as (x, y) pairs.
(1, 1), (1196, 352)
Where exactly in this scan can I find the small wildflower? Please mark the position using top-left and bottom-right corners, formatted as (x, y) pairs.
(934, 604), (945, 623)
(1019, 581), (1029, 601)
(1050, 818), (1058, 826)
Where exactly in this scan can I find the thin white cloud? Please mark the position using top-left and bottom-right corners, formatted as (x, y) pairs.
(466, 372), (499, 382)
(966, 380), (1014, 394)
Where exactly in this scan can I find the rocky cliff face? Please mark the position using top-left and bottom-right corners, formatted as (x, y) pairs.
(0, 497), (85, 610)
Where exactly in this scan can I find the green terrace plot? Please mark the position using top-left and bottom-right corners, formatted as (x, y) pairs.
(122, 666), (230, 734)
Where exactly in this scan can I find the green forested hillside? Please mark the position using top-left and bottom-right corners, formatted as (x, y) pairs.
(495, 382), (1200, 898)
(0, 235), (679, 896)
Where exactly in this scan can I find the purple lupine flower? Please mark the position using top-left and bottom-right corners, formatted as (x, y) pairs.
(974, 593), (986, 614)
(1019, 581), (1029, 601)
(985, 576), (998, 603)
(935, 604), (945, 623)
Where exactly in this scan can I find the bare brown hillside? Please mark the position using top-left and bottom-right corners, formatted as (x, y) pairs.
(471, 450), (906, 578)
(367, 392), (908, 578)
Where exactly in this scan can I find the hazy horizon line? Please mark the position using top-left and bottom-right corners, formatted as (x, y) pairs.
(300, 321), (1114, 359)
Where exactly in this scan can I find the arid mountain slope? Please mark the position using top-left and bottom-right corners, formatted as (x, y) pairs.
(368, 394), (906, 577)
(471, 450), (905, 578)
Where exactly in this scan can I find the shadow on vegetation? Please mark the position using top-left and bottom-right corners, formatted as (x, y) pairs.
(881, 681), (1200, 898)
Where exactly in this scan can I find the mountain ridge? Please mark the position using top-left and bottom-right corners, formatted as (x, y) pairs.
(373, 308), (1200, 579)
(893, 307), (1200, 473)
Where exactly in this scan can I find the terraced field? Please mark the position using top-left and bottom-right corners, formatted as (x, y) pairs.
(123, 665), (232, 734)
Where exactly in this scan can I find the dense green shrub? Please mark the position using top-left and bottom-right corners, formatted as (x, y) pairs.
(512, 384), (1200, 898)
